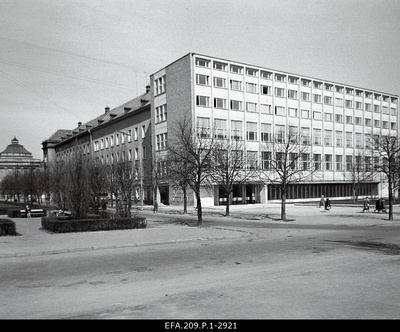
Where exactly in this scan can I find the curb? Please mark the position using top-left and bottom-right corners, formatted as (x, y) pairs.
(0, 228), (253, 259)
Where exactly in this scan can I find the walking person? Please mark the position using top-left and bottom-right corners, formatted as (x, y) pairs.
(153, 200), (158, 213)
(319, 195), (325, 210)
(363, 197), (370, 213)
(25, 205), (31, 218)
(324, 198), (331, 211)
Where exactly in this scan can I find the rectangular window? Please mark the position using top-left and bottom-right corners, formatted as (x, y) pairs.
(230, 65), (243, 74)
(365, 103), (372, 112)
(275, 74), (286, 82)
(196, 58), (210, 67)
(246, 82), (257, 93)
(246, 102), (257, 113)
(196, 95), (210, 107)
(213, 61), (227, 71)
(261, 123), (272, 142)
(355, 133), (363, 148)
(262, 151), (272, 170)
(230, 80), (242, 91)
(325, 112), (333, 122)
(156, 104), (167, 123)
(196, 74), (209, 85)
(246, 68), (258, 76)
(324, 129), (333, 146)
(105, 137), (109, 148)
(134, 128), (138, 140)
(374, 104), (380, 113)
(213, 77), (226, 88)
(335, 114), (343, 123)
(260, 104), (272, 114)
(301, 109), (310, 119)
(141, 125), (146, 138)
(365, 118), (372, 127)
(156, 133), (168, 151)
(325, 154), (332, 171)
(313, 94), (322, 103)
(324, 96), (333, 105)
(314, 154), (321, 171)
(325, 83), (333, 91)
(231, 120), (243, 140)
(335, 98), (343, 107)
(301, 92), (310, 101)
(346, 155), (353, 171)
(346, 132), (353, 148)
(246, 122), (258, 141)
(230, 100), (243, 111)
(374, 119), (380, 128)
(288, 107), (298, 117)
(275, 106), (286, 116)
(336, 130), (343, 147)
(260, 71), (272, 79)
(154, 75), (166, 95)
(383, 121), (389, 129)
(313, 128), (322, 145)
(197, 117), (211, 137)
(355, 101), (363, 110)
(346, 116), (353, 125)
(275, 87), (285, 97)
(288, 76), (299, 84)
(247, 151), (258, 169)
(301, 153), (310, 170)
(313, 81), (322, 89)
(301, 127), (310, 145)
(345, 100), (353, 108)
(301, 79), (311, 87)
(275, 125), (285, 143)
(336, 155), (343, 171)
(214, 97), (227, 109)
(313, 111), (322, 120)
(355, 117), (362, 126)
(261, 85), (272, 95)
(214, 118), (227, 139)
(288, 89), (298, 99)
(391, 122), (396, 130)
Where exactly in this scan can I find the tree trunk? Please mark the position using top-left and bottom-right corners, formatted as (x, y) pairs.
(281, 191), (287, 221)
(196, 193), (203, 226)
(388, 177), (393, 221)
(225, 190), (230, 217)
(183, 186), (187, 214)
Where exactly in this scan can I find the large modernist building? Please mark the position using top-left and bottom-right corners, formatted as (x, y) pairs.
(151, 53), (399, 206)
(44, 52), (399, 207)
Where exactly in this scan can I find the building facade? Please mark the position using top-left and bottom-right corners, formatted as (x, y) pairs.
(0, 137), (43, 200)
(150, 53), (399, 205)
(42, 88), (153, 204)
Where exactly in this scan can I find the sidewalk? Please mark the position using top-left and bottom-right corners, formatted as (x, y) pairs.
(1, 203), (399, 259)
(0, 214), (250, 259)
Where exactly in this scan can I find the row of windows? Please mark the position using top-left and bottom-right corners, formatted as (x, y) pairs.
(93, 126), (147, 152)
(196, 117), (389, 148)
(195, 58), (398, 103)
(96, 147), (147, 164)
(195, 84), (397, 114)
(195, 97), (397, 128)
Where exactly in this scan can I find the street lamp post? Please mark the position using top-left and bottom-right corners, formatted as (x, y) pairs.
(115, 129), (143, 210)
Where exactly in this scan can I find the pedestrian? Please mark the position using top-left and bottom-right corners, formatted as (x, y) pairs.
(381, 199), (387, 213)
(324, 198), (331, 211)
(363, 197), (370, 213)
(375, 199), (382, 213)
(25, 205), (31, 218)
(153, 200), (158, 213)
(319, 195), (325, 210)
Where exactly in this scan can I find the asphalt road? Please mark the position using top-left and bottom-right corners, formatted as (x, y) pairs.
(1, 220), (400, 320)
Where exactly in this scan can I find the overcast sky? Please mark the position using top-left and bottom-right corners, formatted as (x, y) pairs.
(0, 0), (399, 159)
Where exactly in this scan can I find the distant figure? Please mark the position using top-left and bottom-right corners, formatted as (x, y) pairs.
(375, 199), (381, 213)
(25, 205), (31, 218)
(153, 200), (158, 213)
(381, 199), (387, 213)
(324, 198), (331, 211)
(319, 195), (325, 209)
(363, 197), (370, 213)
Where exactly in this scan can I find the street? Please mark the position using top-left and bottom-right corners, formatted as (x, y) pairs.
(1, 212), (400, 319)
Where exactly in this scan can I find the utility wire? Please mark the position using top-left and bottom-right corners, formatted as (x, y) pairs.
(0, 68), (81, 120)
(0, 36), (151, 76)
(0, 58), (135, 90)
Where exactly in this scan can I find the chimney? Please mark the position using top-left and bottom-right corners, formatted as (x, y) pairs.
(146, 84), (150, 93)
(78, 122), (82, 127)
(124, 107), (132, 114)
(105, 106), (110, 113)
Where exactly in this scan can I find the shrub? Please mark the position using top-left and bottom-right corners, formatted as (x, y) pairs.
(0, 218), (17, 236)
(41, 216), (147, 233)
(7, 209), (21, 218)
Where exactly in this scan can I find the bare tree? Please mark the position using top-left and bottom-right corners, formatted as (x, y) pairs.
(370, 135), (400, 220)
(210, 137), (257, 216)
(344, 149), (375, 203)
(260, 125), (316, 221)
(168, 116), (215, 226)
